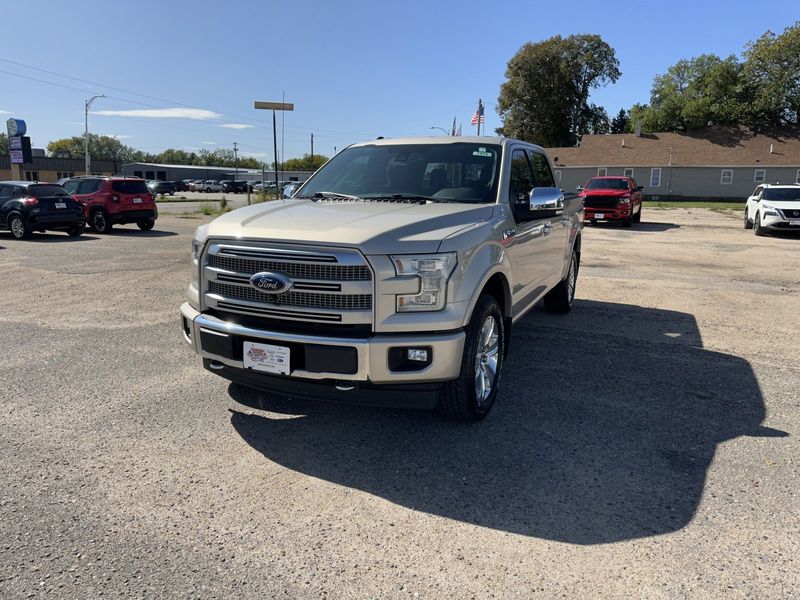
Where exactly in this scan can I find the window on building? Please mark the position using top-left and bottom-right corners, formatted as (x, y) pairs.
(554, 169), (562, 183)
(753, 169), (766, 183)
(650, 168), (661, 187)
(720, 169), (734, 185)
(134, 171), (143, 178)
(24, 171), (39, 182)
(56, 172), (75, 180)
(623, 168), (634, 178)
(597, 167), (607, 177)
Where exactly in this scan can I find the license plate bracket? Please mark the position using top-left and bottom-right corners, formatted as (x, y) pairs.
(789, 220), (800, 226)
(243, 341), (290, 375)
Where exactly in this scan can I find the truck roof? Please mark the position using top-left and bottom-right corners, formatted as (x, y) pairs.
(349, 135), (547, 153)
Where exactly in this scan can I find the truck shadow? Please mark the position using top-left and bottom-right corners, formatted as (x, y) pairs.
(228, 300), (786, 544)
(588, 221), (680, 232)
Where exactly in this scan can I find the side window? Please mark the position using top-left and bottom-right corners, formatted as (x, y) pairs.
(754, 169), (766, 183)
(720, 169), (733, 185)
(650, 168), (662, 187)
(529, 151), (556, 187)
(77, 180), (101, 194)
(509, 149), (535, 206)
(62, 180), (79, 194)
(0, 185), (14, 203)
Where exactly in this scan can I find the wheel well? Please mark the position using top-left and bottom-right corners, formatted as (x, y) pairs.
(480, 273), (512, 357)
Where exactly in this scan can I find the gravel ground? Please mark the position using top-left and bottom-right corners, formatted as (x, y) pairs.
(0, 208), (798, 599)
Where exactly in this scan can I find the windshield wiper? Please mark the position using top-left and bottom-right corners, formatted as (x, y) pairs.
(362, 194), (450, 203)
(296, 191), (364, 201)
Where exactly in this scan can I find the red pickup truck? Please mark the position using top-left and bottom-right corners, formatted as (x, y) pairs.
(578, 176), (643, 227)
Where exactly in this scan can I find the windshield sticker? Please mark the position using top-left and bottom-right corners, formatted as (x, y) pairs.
(473, 148), (493, 157)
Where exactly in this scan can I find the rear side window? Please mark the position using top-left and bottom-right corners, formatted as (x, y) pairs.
(62, 180), (79, 194)
(112, 180), (149, 194)
(28, 185), (69, 196)
(77, 180), (102, 194)
(529, 152), (556, 187)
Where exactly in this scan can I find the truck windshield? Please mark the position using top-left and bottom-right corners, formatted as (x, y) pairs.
(585, 179), (629, 190)
(763, 188), (800, 201)
(297, 142), (502, 203)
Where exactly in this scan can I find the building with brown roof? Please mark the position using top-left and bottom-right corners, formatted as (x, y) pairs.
(546, 127), (800, 200)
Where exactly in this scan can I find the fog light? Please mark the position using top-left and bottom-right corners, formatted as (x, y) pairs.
(407, 348), (429, 362)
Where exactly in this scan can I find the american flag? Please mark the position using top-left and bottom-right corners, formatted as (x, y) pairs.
(470, 100), (484, 126)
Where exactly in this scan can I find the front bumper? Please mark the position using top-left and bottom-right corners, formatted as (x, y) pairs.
(584, 206), (631, 220)
(180, 303), (465, 387)
(761, 212), (800, 231)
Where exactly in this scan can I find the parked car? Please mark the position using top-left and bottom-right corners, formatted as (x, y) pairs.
(198, 180), (223, 193)
(181, 136), (583, 421)
(188, 180), (205, 192)
(148, 180), (176, 196)
(61, 176), (157, 233)
(577, 176), (643, 227)
(219, 180), (247, 193)
(745, 183), (800, 235)
(0, 181), (85, 239)
(175, 180), (192, 192)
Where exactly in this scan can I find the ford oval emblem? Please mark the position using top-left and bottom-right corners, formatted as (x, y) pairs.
(249, 271), (293, 294)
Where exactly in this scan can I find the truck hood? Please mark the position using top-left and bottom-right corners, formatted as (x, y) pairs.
(204, 198), (495, 254)
(580, 189), (631, 197)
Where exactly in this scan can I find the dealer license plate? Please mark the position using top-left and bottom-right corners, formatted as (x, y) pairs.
(594, 213), (605, 219)
(133, 197), (142, 204)
(789, 220), (800, 226)
(243, 341), (290, 375)
(54, 202), (66, 209)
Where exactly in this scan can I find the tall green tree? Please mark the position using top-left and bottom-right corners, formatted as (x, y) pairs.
(280, 153), (330, 171)
(741, 21), (800, 127)
(610, 108), (629, 134)
(496, 34), (620, 146)
(46, 134), (146, 162)
(0, 133), (8, 155)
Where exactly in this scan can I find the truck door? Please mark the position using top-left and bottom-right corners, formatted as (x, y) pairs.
(506, 148), (552, 314)
(529, 150), (570, 287)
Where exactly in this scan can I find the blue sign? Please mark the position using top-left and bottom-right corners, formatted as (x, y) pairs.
(6, 118), (27, 137)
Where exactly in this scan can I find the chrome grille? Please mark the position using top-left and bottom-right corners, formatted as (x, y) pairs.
(209, 281), (372, 310)
(202, 243), (374, 325)
(208, 254), (371, 281)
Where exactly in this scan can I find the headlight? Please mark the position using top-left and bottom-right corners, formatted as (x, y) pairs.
(391, 253), (457, 312)
(192, 239), (203, 261)
(617, 195), (631, 204)
(761, 204), (779, 216)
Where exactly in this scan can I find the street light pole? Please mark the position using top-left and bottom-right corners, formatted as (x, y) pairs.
(254, 100), (294, 199)
(84, 94), (105, 175)
(429, 126), (450, 136)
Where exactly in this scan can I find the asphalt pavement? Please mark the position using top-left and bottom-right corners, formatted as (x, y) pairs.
(0, 209), (797, 598)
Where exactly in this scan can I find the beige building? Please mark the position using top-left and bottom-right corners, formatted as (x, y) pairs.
(547, 127), (800, 200)
(0, 155), (118, 182)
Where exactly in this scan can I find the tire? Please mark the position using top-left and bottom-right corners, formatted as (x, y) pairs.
(753, 212), (767, 237)
(169, 191), (175, 196)
(137, 219), (155, 231)
(744, 209), (753, 229)
(205, 188), (212, 193)
(90, 210), (113, 234)
(66, 225), (84, 237)
(544, 248), (579, 314)
(8, 213), (31, 240)
(633, 205), (642, 223)
(440, 294), (505, 422)
(622, 212), (633, 227)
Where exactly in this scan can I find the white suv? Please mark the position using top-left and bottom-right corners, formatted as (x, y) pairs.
(744, 184), (800, 236)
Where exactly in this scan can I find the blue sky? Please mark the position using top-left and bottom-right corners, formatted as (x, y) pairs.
(1, 0), (797, 161)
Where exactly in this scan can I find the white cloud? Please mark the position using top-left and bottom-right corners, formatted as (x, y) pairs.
(110, 134), (132, 140)
(201, 141), (217, 145)
(244, 152), (269, 158)
(216, 123), (254, 130)
(0, 110), (11, 115)
(93, 108), (222, 120)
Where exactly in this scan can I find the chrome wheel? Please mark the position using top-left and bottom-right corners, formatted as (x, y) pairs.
(474, 315), (500, 405)
(92, 212), (106, 232)
(10, 216), (26, 239)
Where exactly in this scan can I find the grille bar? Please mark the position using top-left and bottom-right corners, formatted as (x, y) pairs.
(209, 281), (372, 310)
(208, 254), (371, 281)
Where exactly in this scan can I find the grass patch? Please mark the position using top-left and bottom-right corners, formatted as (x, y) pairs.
(155, 196), (195, 202)
(646, 201), (744, 210)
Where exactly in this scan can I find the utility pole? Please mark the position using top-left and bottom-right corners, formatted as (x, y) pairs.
(310, 133), (314, 173)
(84, 94), (105, 175)
(254, 100), (294, 199)
(233, 141), (239, 182)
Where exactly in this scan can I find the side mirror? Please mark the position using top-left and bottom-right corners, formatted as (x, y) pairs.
(282, 184), (298, 199)
(529, 187), (564, 218)
(576, 185), (584, 191)
(635, 186), (644, 191)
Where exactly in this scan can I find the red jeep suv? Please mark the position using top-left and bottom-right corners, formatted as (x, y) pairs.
(578, 176), (643, 227)
(61, 176), (158, 233)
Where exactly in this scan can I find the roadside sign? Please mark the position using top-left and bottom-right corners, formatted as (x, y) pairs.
(9, 136), (22, 150)
(10, 149), (23, 164)
(254, 101), (294, 111)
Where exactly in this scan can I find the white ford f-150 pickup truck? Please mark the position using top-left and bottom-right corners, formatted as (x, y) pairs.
(181, 136), (583, 421)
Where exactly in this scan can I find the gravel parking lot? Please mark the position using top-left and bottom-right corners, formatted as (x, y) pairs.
(1, 209), (798, 598)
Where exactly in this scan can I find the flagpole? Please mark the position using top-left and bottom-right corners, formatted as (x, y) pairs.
(477, 99), (482, 136)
